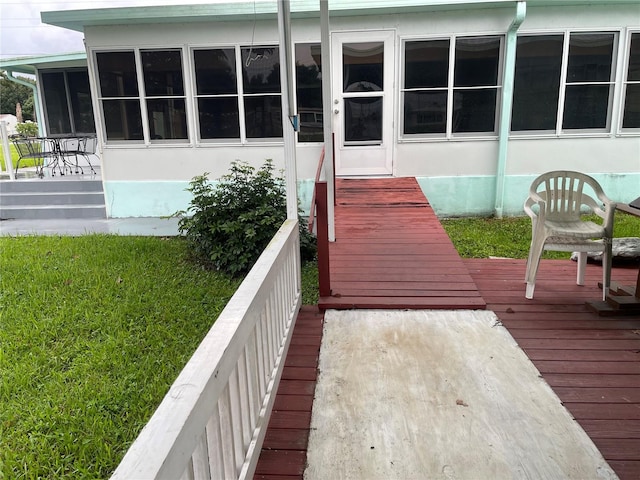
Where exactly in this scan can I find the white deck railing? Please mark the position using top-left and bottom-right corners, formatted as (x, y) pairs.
(111, 219), (302, 480)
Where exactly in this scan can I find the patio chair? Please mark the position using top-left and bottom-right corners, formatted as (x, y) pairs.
(524, 171), (614, 300)
(10, 136), (58, 178)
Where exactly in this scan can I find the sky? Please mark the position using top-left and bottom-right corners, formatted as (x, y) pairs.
(0, 0), (235, 60)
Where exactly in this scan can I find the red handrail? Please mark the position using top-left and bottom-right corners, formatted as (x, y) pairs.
(307, 146), (325, 233)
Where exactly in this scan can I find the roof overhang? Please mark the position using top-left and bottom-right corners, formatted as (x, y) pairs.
(0, 52), (87, 75)
(41, 0), (518, 33)
(41, 0), (640, 34)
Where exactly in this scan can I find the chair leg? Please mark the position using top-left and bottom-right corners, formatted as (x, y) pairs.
(602, 239), (612, 301)
(525, 239), (546, 300)
(576, 252), (587, 286)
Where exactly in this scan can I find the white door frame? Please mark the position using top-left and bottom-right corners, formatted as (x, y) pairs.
(331, 30), (395, 177)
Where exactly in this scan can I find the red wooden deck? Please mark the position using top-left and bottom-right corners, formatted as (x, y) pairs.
(319, 177), (486, 310)
(255, 177), (640, 479)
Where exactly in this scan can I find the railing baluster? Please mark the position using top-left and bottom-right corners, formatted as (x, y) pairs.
(228, 368), (245, 474)
(218, 385), (237, 477)
(238, 350), (252, 449)
(192, 431), (212, 480)
(206, 411), (225, 479)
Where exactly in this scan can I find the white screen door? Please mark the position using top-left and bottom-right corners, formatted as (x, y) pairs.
(331, 30), (394, 176)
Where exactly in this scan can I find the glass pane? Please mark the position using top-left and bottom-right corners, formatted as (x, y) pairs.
(454, 37), (501, 87)
(404, 91), (447, 134)
(628, 33), (640, 82)
(198, 97), (240, 139)
(244, 95), (283, 138)
(142, 50), (185, 97)
(194, 49), (237, 95)
(343, 42), (383, 92)
(241, 47), (281, 94)
(146, 99), (187, 140)
(41, 72), (71, 135)
(567, 33), (614, 83)
(96, 51), (139, 97)
(623, 84), (640, 128)
(344, 96), (382, 142)
(405, 40), (449, 89)
(512, 35), (563, 131)
(102, 99), (143, 140)
(67, 71), (96, 134)
(296, 43), (323, 142)
(563, 84), (610, 129)
(452, 89), (497, 133)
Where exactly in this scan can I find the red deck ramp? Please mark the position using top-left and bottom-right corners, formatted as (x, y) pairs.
(319, 177), (486, 310)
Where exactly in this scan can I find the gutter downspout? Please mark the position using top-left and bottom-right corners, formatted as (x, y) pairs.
(494, 1), (526, 218)
(5, 70), (45, 136)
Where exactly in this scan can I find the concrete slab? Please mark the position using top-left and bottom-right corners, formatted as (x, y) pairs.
(305, 310), (617, 480)
(0, 217), (181, 237)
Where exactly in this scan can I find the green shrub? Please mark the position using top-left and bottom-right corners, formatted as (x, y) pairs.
(15, 120), (38, 137)
(178, 160), (316, 276)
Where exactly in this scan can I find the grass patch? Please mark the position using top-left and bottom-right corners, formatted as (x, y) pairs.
(440, 213), (640, 259)
(0, 235), (241, 478)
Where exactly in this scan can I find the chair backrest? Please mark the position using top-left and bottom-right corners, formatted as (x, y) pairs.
(529, 170), (607, 222)
(11, 136), (37, 159)
(80, 136), (97, 155)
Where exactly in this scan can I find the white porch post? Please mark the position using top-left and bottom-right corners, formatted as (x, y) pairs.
(320, 0), (335, 241)
(277, 0), (299, 220)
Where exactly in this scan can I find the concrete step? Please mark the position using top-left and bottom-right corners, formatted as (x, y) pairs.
(0, 191), (105, 206)
(0, 204), (107, 220)
(0, 179), (103, 194)
(0, 178), (106, 220)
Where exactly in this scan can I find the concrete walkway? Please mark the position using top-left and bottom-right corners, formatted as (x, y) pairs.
(0, 217), (181, 237)
(305, 309), (618, 480)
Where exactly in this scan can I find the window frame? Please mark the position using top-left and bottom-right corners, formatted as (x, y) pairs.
(400, 34), (505, 141)
(192, 45), (242, 144)
(619, 30), (640, 133)
(510, 30), (619, 137)
(39, 68), (96, 136)
(294, 42), (324, 144)
(94, 47), (190, 145)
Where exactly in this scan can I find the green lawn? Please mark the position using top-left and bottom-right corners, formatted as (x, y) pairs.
(0, 142), (39, 172)
(1, 214), (637, 478)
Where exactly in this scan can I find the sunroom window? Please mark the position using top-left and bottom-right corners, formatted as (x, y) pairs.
(241, 47), (282, 140)
(622, 32), (640, 129)
(96, 49), (187, 142)
(193, 48), (240, 140)
(511, 35), (563, 131)
(402, 36), (502, 137)
(295, 43), (323, 142)
(512, 32), (616, 133)
(563, 33), (615, 130)
(41, 70), (95, 135)
(141, 49), (187, 141)
(96, 51), (143, 141)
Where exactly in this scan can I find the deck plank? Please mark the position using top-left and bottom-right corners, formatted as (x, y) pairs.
(319, 177), (485, 310)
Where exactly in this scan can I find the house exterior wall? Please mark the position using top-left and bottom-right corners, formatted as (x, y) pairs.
(82, 3), (639, 218)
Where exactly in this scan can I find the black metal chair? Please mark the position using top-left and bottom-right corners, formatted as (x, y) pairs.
(10, 136), (58, 178)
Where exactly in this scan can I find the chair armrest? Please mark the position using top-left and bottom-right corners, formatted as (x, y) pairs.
(524, 193), (546, 222)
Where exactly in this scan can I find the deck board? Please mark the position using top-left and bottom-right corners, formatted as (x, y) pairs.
(319, 177), (485, 310)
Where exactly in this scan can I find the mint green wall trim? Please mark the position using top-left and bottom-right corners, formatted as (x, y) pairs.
(104, 180), (317, 218)
(417, 173), (640, 218)
(104, 181), (193, 218)
(495, 0), (526, 218)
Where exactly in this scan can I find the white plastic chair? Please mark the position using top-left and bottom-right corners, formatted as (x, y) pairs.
(523, 171), (614, 300)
